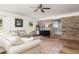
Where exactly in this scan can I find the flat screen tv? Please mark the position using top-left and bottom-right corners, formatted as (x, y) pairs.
(39, 30), (50, 36)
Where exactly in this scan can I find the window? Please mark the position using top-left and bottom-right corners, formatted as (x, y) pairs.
(0, 18), (2, 32)
(54, 19), (61, 35)
(29, 21), (33, 32)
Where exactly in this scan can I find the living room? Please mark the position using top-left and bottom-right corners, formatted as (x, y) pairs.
(0, 4), (79, 54)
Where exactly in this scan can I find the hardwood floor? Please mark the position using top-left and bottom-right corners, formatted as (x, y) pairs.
(59, 38), (79, 54)
(39, 36), (63, 54)
(0, 47), (6, 54)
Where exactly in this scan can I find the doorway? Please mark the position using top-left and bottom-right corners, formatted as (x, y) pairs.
(53, 19), (61, 36)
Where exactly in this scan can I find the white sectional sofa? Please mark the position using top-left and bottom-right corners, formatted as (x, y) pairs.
(8, 39), (41, 54)
(0, 33), (41, 54)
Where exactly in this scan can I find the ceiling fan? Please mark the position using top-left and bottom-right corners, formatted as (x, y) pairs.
(31, 4), (51, 13)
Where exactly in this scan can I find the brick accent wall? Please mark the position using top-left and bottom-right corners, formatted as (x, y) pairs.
(61, 16), (79, 41)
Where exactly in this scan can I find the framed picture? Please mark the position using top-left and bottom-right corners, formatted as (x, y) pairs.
(15, 18), (23, 27)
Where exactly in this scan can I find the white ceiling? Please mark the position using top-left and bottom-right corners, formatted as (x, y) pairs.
(0, 4), (79, 19)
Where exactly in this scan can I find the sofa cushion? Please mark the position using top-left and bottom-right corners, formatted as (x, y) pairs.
(12, 36), (24, 46)
(19, 30), (27, 37)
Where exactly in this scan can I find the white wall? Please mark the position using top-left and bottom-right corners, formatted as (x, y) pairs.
(0, 11), (37, 34)
(54, 12), (79, 19)
(38, 12), (79, 20)
(3, 16), (28, 33)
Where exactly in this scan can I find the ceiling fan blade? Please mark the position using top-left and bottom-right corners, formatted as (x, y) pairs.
(41, 9), (44, 13)
(33, 9), (39, 12)
(43, 8), (51, 9)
